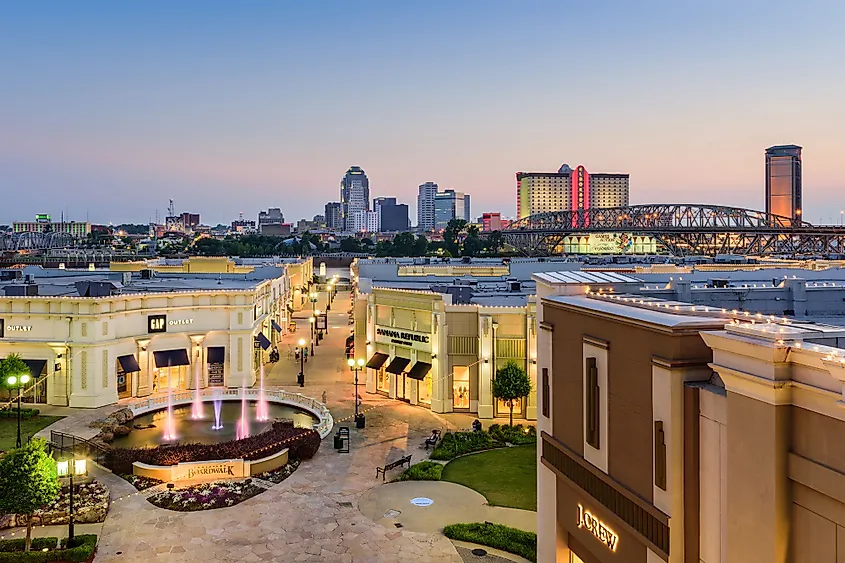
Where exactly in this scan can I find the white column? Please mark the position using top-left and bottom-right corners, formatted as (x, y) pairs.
(478, 315), (494, 419)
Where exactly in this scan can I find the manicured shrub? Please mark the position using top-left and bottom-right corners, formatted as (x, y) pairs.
(393, 461), (442, 482)
(0, 534), (97, 562)
(444, 523), (537, 562)
(257, 459), (300, 484)
(109, 421), (320, 474)
(148, 481), (262, 511)
(0, 408), (40, 419)
(121, 474), (164, 491)
(488, 424), (536, 445)
(430, 431), (502, 461)
(0, 537), (58, 552)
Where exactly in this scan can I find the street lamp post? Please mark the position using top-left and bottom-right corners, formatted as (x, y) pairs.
(57, 455), (87, 545)
(6, 373), (31, 449)
(297, 338), (306, 387)
(347, 358), (366, 428)
(308, 316), (316, 356)
(315, 309), (322, 344)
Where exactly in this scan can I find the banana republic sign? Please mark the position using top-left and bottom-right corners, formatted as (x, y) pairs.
(375, 326), (431, 351)
(577, 504), (619, 551)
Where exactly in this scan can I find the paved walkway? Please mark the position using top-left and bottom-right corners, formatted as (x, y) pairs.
(16, 286), (536, 562)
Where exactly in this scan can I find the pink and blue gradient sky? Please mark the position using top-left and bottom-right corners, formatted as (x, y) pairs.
(2, 1), (845, 226)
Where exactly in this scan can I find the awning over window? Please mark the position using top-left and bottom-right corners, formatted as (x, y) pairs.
(207, 347), (225, 364)
(22, 359), (47, 377)
(255, 333), (272, 350)
(406, 362), (432, 381)
(366, 352), (389, 370)
(271, 320), (283, 333)
(153, 349), (190, 368)
(117, 355), (141, 373)
(385, 357), (411, 375)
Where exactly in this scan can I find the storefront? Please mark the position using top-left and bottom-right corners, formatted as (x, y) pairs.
(0, 268), (291, 408)
(356, 287), (537, 419)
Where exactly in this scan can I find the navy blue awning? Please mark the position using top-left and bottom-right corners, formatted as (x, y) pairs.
(206, 347), (225, 364)
(117, 355), (141, 373)
(406, 362), (432, 381)
(271, 320), (283, 333)
(385, 357), (411, 375)
(153, 349), (190, 368)
(255, 333), (272, 350)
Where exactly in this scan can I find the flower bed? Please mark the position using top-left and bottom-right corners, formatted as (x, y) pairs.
(121, 474), (164, 491)
(487, 424), (536, 445)
(257, 459), (300, 484)
(430, 431), (503, 461)
(0, 534), (98, 563)
(148, 480), (263, 511)
(2, 481), (109, 529)
(393, 461), (443, 482)
(109, 420), (321, 474)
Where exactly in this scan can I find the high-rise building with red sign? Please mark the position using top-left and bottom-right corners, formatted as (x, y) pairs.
(516, 164), (629, 219)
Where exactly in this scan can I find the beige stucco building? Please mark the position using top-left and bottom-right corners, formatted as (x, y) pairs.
(534, 272), (845, 563)
(0, 259), (312, 408)
(353, 286), (537, 419)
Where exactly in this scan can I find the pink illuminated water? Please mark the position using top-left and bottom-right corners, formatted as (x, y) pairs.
(235, 379), (250, 440)
(162, 384), (177, 441)
(191, 363), (204, 420)
(256, 365), (269, 421)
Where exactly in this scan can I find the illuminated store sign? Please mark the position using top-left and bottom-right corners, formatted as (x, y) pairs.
(577, 504), (618, 551)
(168, 319), (194, 326)
(148, 315), (167, 333)
(375, 326), (431, 351)
(6, 325), (33, 332)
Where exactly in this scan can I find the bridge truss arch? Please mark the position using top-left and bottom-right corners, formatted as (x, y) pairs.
(0, 232), (76, 252)
(503, 204), (845, 257)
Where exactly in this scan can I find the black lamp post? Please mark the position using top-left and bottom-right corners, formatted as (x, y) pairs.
(315, 309), (322, 345)
(347, 358), (365, 428)
(57, 455), (87, 545)
(6, 373), (31, 449)
(309, 316), (316, 356)
(296, 338), (306, 387)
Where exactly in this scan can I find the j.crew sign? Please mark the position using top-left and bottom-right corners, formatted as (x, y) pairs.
(577, 504), (619, 552)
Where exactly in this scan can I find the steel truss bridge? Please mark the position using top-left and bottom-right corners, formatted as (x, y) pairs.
(503, 204), (845, 257)
(0, 231), (76, 252)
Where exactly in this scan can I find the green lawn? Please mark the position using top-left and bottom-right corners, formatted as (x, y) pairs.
(441, 444), (537, 511)
(0, 416), (64, 451)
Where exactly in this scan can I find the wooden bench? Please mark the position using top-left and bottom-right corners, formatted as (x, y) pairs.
(376, 455), (412, 481)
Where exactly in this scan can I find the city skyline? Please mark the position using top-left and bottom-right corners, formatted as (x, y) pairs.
(3, 2), (845, 225)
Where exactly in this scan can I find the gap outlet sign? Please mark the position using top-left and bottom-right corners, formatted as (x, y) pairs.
(375, 326), (432, 352)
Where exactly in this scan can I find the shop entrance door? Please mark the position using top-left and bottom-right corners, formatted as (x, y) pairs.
(117, 367), (133, 399)
(453, 366), (470, 410)
(396, 374), (410, 402)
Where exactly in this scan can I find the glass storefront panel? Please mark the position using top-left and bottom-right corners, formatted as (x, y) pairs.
(453, 366), (470, 409)
(153, 365), (186, 393)
(571, 553), (585, 563)
(377, 369), (389, 393)
(497, 397), (523, 417)
(418, 373), (432, 404)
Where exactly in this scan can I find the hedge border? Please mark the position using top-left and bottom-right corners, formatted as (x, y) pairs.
(0, 534), (97, 563)
(444, 523), (536, 562)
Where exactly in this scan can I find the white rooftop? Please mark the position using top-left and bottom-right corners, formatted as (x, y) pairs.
(534, 271), (642, 285)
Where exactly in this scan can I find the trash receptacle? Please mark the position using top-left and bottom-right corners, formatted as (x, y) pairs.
(333, 434), (343, 449)
(355, 414), (366, 429)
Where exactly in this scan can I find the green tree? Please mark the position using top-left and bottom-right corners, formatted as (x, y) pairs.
(0, 438), (60, 551)
(443, 218), (467, 257)
(392, 232), (416, 256)
(462, 225), (484, 257)
(486, 230), (504, 254)
(193, 237), (226, 256)
(340, 237), (362, 253)
(0, 353), (30, 399)
(492, 360), (532, 427)
(413, 234), (429, 257)
(375, 240), (394, 257)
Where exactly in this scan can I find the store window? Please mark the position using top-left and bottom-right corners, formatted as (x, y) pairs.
(377, 368), (389, 393)
(453, 366), (470, 409)
(418, 373), (432, 404)
(497, 397), (523, 416)
(153, 365), (186, 393)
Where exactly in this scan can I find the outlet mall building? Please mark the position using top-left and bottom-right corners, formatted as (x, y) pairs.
(0, 257), (312, 408)
(350, 258), (646, 420)
(534, 271), (845, 563)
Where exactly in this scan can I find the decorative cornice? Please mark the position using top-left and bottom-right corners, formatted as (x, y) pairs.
(583, 335), (609, 350)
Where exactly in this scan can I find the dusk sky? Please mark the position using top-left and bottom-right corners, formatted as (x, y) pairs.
(2, 1), (845, 226)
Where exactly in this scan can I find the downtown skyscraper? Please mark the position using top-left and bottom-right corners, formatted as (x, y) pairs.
(417, 181), (438, 231)
(340, 166), (370, 231)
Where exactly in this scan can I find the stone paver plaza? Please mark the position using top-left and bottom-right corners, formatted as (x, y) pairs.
(25, 287), (534, 562)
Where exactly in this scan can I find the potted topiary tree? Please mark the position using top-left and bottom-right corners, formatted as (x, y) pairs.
(492, 360), (532, 428)
(0, 438), (60, 551)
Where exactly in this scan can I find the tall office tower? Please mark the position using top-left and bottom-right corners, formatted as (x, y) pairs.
(434, 190), (471, 231)
(765, 145), (803, 223)
(516, 163), (629, 219)
(340, 166), (370, 231)
(325, 202), (342, 230)
(374, 197), (409, 232)
(417, 182), (438, 231)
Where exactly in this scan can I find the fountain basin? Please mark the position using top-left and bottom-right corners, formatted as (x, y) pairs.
(112, 401), (316, 449)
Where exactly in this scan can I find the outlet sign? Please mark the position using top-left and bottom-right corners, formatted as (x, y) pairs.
(375, 326), (431, 351)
